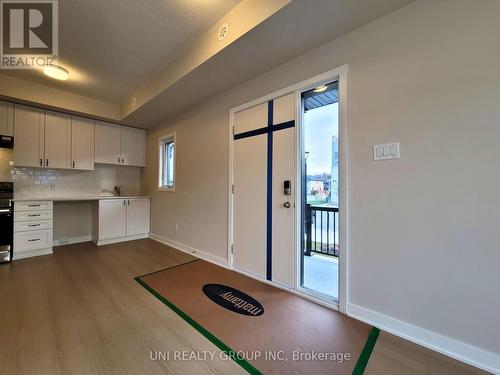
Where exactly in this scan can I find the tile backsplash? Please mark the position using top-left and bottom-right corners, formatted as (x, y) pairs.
(9, 164), (142, 199)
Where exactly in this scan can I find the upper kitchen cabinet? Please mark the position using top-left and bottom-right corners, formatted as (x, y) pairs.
(13, 105), (45, 168)
(95, 121), (122, 165)
(44, 111), (72, 169)
(71, 116), (95, 170)
(0, 101), (14, 137)
(95, 121), (146, 167)
(122, 126), (146, 167)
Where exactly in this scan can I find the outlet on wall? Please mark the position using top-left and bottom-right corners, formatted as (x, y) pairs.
(175, 223), (179, 231)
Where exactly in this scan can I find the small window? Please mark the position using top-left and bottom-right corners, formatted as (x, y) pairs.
(159, 133), (176, 191)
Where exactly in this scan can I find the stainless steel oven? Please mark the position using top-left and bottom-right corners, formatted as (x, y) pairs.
(0, 182), (13, 263)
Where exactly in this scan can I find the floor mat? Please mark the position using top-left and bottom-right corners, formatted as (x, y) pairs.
(135, 259), (377, 374)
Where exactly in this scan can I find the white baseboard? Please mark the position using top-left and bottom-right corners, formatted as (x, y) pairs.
(347, 303), (500, 374)
(53, 235), (92, 246)
(149, 233), (339, 311)
(149, 233), (228, 267)
(13, 247), (53, 260)
(96, 233), (149, 246)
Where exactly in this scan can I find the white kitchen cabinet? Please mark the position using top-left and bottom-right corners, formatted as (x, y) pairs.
(95, 121), (146, 167)
(45, 111), (72, 169)
(13, 201), (53, 260)
(95, 121), (123, 165)
(122, 127), (146, 167)
(126, 198), (150, 236)
(13, 105), (45, 168)
(0, 100), (13, 136)
(98, 199), (127, 240)
(96, 198), (150, 245)
(71, 116), (95, 170)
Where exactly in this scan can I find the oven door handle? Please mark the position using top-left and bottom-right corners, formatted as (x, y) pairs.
(0, 208), (12, 214)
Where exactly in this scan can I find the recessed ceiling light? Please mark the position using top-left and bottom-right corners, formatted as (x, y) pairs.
(43, 65), (69, 80)
(313, 85), (328, 93)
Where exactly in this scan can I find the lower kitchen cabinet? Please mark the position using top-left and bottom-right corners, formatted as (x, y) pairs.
(13, 201), (54, 260)
(95, 198), (150, 245)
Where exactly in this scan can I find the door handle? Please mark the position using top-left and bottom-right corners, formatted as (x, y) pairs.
(283, 202), (291, 208)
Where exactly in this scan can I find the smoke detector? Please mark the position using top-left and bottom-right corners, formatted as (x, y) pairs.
(218, 23), (229, 41)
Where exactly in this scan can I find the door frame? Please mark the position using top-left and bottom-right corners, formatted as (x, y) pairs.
(228, 65), (349, 313)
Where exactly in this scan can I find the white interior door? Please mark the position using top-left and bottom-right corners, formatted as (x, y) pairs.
(233, 103), (268, 279)
(271, 94), (296, 288)
(232, 93), (296, 286)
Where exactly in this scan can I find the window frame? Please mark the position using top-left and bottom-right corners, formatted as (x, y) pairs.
(158, 132), (176, 192)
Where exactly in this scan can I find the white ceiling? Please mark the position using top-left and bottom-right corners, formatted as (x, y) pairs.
(1, 0), (240, 103)
(124, 0), (414, 127)
(0, 0), (414, 128)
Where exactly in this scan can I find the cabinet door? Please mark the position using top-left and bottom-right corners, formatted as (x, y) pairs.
(45, 111), (71, 169)
(122, 127), (146, 166)
(99, 199), (127, 240)
(126, 198), (150, 236)
(13, 105), (45, 168)
(95, 121), (122, 165)
(0, 101), (13, 136)
(71, 116), (95, 170)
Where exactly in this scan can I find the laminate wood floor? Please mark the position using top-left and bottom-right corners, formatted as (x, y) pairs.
(365, 331), (491, 375)
(0, 239), (490, 375)
(0, 239), (245, 375)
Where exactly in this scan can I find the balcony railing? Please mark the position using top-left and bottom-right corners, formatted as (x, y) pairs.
(305, 204), (339, 257)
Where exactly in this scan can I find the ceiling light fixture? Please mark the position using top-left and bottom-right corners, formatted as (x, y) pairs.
(313, 85), (328, 93)
(43, 65), (69, 80)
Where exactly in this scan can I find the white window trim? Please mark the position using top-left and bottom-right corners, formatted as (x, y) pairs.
(158, 132), (176, 192)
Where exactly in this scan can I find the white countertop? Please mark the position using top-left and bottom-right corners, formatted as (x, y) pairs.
(13, 195), (151, 202)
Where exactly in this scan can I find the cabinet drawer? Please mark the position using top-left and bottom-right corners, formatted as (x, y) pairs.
(14, 210), (53, 222)
(14, 219), (53, 232)
(15, 201), (53, 211)
(14, 229), (52, 251)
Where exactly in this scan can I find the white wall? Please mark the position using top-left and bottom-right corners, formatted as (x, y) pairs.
(144, 0), (500, 371)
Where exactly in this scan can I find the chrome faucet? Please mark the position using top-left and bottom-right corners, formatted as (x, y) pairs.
(113, 185), (122, 197)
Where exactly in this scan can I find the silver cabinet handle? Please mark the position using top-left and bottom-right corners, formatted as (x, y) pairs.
(283, 202), (291, 208)
(28, 204), (41, 207)
(127, 199), (130, 206)
(28, 214), (41, 217)
(28, 238), (40, 242)
(118, 156), (121, 163)
(28, 224), (41, 227)
(73, 161), (75, 168)
(46, 158), (48, 167)
(121, 157), (124, 164)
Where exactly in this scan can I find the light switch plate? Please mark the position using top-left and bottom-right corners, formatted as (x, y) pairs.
(374, 142), (400, 161)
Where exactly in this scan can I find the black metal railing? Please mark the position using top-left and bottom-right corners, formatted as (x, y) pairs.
(305, 204), (339, 257)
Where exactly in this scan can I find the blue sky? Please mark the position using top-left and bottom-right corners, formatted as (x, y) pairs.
(303, 103), (339, 175)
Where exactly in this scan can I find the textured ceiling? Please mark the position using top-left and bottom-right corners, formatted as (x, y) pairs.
(124, 0), (414, 127)
(1, 0), (240, 103)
